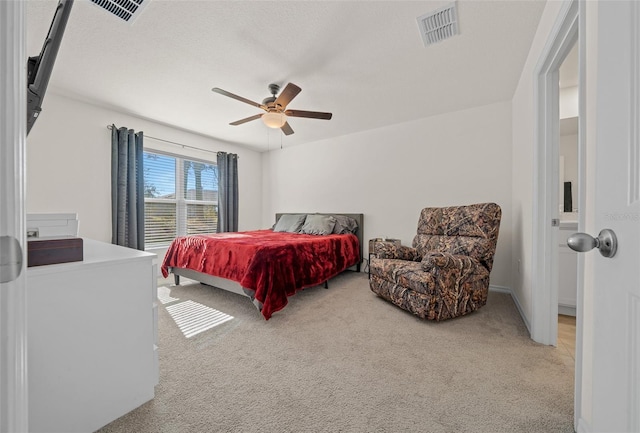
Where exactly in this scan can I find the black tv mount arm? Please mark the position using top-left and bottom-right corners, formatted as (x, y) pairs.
(27, 0), (74, 135)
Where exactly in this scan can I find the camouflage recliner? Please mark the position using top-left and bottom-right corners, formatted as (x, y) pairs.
(369, 203), (501, 321)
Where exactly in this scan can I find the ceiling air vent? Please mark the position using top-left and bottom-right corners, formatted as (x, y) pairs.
(417, 2), (459, 47)
(88, 0), (149, 24)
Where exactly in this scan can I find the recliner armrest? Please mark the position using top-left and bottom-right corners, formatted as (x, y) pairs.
(421, 252), (481, 272)
(373, 243), (421, 261)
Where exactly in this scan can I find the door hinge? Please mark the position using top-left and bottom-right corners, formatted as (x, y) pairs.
(551, 218), (560, 227)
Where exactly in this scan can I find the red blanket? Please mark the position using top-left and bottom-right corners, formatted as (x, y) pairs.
(161, 230), (360, 319)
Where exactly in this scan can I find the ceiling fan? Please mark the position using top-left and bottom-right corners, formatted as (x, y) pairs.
(211, 82), (332, 136)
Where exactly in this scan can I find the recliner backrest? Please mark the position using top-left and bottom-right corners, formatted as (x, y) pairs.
(412, 203), (502, 272)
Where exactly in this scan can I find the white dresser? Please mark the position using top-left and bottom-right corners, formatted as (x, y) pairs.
(27, 239), (158, 433)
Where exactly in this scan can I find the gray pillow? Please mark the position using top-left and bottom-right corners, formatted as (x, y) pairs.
(332, 215), (359, 235)
(300, 214), (336, 235)
(273, 214), (306, 233)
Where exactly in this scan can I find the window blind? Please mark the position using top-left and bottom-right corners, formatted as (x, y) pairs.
(143, 151), (218, 247)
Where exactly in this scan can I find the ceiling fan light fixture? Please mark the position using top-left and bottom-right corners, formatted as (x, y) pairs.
(213, 83), (331, 136)
(262, 111), (287, 128)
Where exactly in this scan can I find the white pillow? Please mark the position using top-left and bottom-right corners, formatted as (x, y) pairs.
(273, 214), (306, 233)
(300, 214), (337, 235)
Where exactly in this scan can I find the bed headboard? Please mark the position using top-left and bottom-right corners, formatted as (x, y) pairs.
(275, 213), (364, 266)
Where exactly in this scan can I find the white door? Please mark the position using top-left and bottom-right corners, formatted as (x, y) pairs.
(577, 1), (640, 431)
(0, 2), (29, 432)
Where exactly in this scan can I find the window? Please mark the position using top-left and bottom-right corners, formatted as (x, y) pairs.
(143, 151), (218, 248)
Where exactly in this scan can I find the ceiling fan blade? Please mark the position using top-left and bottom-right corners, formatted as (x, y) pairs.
(212, 87), (266, 110)
(274, 83), (302, 109)
(284, 109), (332, 120)
(281, 122), (294, 136)
(230, 114), (263, 126)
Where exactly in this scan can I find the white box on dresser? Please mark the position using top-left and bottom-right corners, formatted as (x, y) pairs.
(26, 239), (158, 433)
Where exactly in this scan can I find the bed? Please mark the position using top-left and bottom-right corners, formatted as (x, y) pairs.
(161, 213), (363, 319)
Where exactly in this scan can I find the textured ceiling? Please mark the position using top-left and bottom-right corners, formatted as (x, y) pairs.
(26, 0), (547, 152)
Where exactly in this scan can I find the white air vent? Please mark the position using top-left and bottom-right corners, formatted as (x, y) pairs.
(88, 0), (149, 24)
(417, 2), (459, 47)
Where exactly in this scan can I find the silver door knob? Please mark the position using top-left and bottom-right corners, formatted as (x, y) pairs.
(567, 229), (617, 258)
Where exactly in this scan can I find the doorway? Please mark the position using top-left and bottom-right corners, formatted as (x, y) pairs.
(531, 0), (582, 428)
(531, 0), (579, 346)
(556, 40), (579, 364)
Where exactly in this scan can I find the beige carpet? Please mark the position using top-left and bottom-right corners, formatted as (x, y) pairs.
(97, 272), (574, 433)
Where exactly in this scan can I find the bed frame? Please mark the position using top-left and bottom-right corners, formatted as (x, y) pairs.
(275, 212), (364, 272)
(169, 213), (364, 291)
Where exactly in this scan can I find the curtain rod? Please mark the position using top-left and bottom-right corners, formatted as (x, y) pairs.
(107, 124), (226, 156)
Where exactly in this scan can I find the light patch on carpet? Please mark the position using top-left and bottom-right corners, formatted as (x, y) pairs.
(157, 286), (180, 305)
(166, 300), (233, 338)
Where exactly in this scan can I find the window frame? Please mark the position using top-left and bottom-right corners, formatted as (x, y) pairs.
(143, 149), (218, 248)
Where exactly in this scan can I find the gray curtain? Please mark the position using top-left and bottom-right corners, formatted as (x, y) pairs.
(111, 125), (144, 250)
(216, 151), (239, 232)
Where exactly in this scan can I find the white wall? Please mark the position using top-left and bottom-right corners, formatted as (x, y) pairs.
(511, 0), (567, 326)
(560, 86), (579, 119)
(26, 92), (263, 243)
(262, 101), (513, 289)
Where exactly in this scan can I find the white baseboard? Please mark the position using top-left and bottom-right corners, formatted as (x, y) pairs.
(489, 285), (531, 334)
(577, 418), (591, 433)
(558, 304), (576, 317)
(489, 285), (511, 294)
